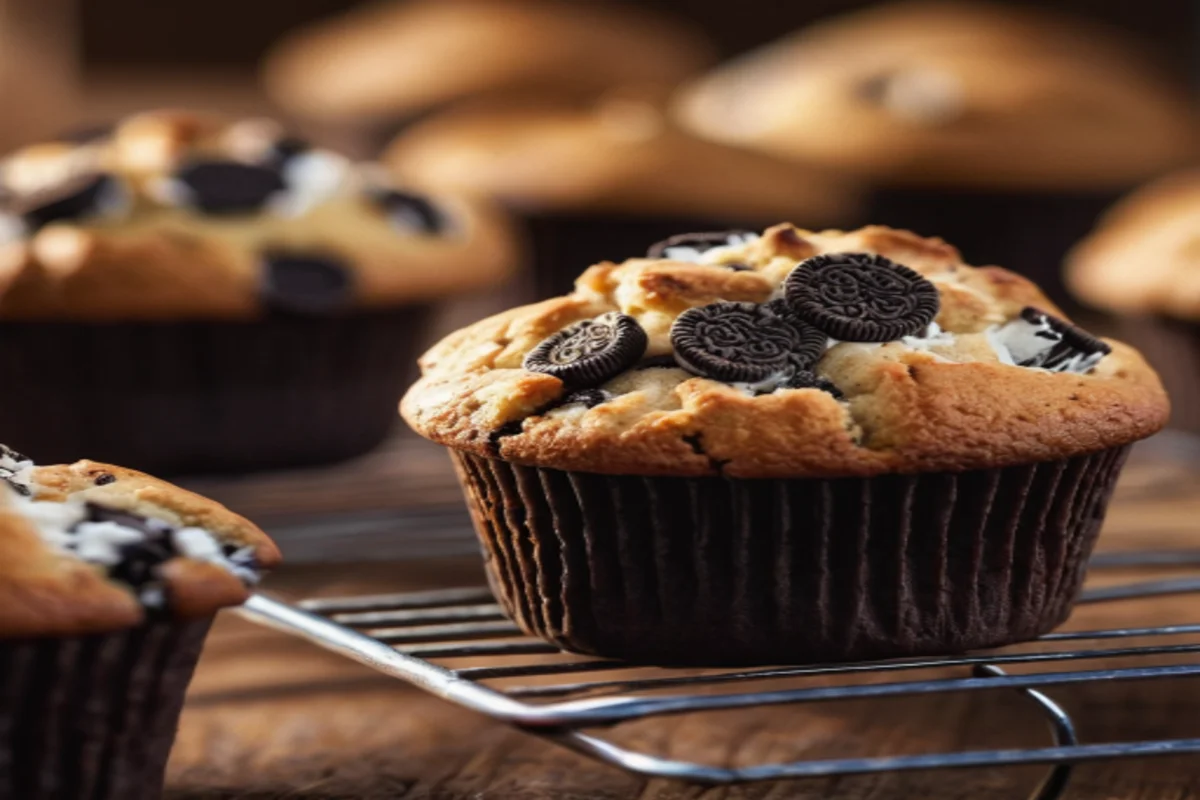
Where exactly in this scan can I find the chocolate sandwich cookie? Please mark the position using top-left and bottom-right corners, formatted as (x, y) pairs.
(670, 300), (826, 382)
(524, 312), (648, 390)
(784, 252), (941, 342)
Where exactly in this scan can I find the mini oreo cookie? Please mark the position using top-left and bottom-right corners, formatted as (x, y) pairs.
(372, 189), (445, 236)
(524, 313), (647, 390)
(174, 160), (287, 214)
(259, 252), (354, 315)
(785, 253), (940, 342)
(647, 230), (757, 260)
(671, 301), (828, 383)
(1015, 307), (1112, 373)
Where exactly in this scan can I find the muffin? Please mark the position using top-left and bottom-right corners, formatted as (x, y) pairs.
(1066, 170), (1200, 435)
(385, 95), (860, 298)
(262, 0), (714, 149)
(673, 1), (1197, 305)
(0, 443), (279, 799)
(0, 110), (517, 474)
(402, 224), (1166, 665)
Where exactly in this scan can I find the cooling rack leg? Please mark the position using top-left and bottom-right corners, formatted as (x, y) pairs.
(974, 665), (1077, 800)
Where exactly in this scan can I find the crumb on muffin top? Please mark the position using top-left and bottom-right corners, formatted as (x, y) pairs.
(0, 110), (517, 321)
(0, 444), (279, 636)
(402, 224), (1167, 478)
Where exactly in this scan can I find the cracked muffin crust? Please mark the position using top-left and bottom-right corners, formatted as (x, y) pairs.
(0, 444), (279, 636)
(402, 224), (1167, 477)
(0, 110), (516, 321)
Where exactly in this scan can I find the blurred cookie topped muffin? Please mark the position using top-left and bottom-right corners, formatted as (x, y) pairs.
(1067, 170), (1200, 433)
(673, 1), (1197, 302)
(0, 110), (517, 474)
(263, 0), (713, 137)
(404, 223), (1165, 664)
(0, 444), (279, 798)
(385, 95), (860, 297)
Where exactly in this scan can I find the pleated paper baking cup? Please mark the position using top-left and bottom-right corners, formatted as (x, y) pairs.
(0, 617), (212, 800)
(0, 306), (429, 474)
(453, 447), (1130, 665)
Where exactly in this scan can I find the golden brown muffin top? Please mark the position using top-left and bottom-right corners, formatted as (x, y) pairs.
(1067, 170), (1200, 321)
(0, 445), (280, 637)
(262, 0), (714, 123)
(0, 110), (517, 321)
(383, 96), (861, 222)
(673, 1), (1197, 190)
(402, 225), (1167, 478)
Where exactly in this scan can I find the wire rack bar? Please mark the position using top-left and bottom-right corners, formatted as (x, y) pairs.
(239, 566), (1200, 798)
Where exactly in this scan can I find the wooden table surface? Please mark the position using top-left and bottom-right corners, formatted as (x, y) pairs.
(165, 435), (1200, 799)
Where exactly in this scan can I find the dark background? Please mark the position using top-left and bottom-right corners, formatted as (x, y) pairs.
(83, 0), (1198, 80)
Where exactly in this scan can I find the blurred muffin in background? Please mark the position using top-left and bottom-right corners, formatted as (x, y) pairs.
(384, 95), (861, 297)
(262, 0), (714, 151)
(0, 110), (517, 474)
(1067, 171), (1200, 434)
(0, 445), (279, 799)
(673, 0), (1198, 304)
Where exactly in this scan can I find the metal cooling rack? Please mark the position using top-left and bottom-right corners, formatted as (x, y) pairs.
(238, 551), (1200, 800)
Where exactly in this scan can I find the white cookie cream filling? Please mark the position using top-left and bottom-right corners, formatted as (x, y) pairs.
(662, 232), (760, 264)
(732, 369), (794, 396)
(900, 321), (958, 353)
(842, 317), (1103, 375)
(0, 446), (33, 495)
(990, 312), (1059, 365)
(271, 149), (351, 217)
(987, 314), (1104, 375)
(0, 467), (261, 608)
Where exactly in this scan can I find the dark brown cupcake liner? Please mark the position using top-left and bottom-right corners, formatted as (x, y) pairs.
(523, 213), (774, 299)
(0, 617), (212, 800)
(1118, 316), (1200, 435)
(867, 186), (1122, 311)
(453, 447), (1130, 665)
(0, 306), (430, 475)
